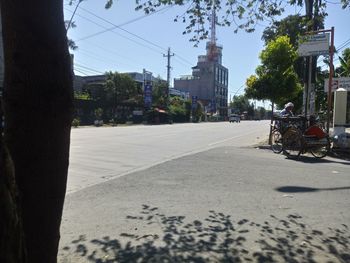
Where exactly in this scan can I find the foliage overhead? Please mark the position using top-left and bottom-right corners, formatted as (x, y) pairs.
(103, 0), (349, 44)
(262, 15), (308, 47)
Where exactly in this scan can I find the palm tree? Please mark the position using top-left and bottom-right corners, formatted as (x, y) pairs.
(338, 48), (350, 77)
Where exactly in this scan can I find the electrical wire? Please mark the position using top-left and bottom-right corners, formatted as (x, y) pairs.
(77, 5), (170, 53)
(67, 5), (195, 67)
(337, 38), (350, 52)
(74, 62), (105, 74)
(65, 8), (164, 55)
(74, 68), (89, 76)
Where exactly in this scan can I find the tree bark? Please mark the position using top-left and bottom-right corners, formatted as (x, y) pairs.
(0, 130), (26, 263)
(0, 0), (73, 262)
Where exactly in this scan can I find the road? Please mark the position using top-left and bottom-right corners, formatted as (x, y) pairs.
(67, 121), (269, 193)
(60, 121), (350, 262)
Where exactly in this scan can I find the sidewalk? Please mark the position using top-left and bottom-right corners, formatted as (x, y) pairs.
(59, 145), (350, 263)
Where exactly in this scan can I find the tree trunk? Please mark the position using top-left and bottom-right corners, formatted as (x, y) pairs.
(0, 130), (26, 263)
(0, 0), (73, 262)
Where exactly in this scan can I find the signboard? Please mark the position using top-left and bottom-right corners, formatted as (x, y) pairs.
(324, 77), (350, 93)
(191, 95), (198, 110)
(298, 33), (330, 56)
(144, 84), (152, 108)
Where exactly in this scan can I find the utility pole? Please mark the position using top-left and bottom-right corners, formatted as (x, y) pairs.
(163, 47), (174, 107)
(304, 0), (323, 116)
(303, 0), (313, 117)
(163, 47), (174, 89)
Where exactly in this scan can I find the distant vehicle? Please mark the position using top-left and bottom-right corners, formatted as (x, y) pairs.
(229, 114), (240, 123)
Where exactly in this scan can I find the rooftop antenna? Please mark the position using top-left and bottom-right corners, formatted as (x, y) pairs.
(210, 2), (216, 45)
(207, 2), (218, 62)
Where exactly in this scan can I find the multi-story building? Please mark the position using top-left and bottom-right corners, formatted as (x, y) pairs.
(73, 71), (162, 95)
(174, 43), (229, 117)
(173, 9), (229, 118)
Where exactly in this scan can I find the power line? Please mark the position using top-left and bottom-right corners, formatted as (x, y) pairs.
(74, 68), (89, 76)
(65, 8), (164, 55)
(337, 38), (350, 51)
(173, 56), (193, 67)
(66, 5), (196, 71)
(77, 47), (136, 69)
(173, 52), (194, 66)
(80, 40), (141, 66)
(65, 4), (196, 78)
(229, 84), (245, 96)
(74, 62), (105, 74)
(77, 5), (169, 53)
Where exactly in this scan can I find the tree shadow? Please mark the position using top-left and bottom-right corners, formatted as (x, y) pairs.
(285, 155), (350, 165)
(60, 205), (350, 262)
(276, 185), (350, 193)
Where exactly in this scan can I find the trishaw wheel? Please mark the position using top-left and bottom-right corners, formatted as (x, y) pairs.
(310, 137), (330, 158)
(271, 129), (283, 154)
(282, 128), (302, 159)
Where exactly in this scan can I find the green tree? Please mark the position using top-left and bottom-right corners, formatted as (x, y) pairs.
(337, 48), (350, 77)
(262, 14), (309, 79)
(192, 101), (205, 122)
(262, 15), (308, 47)
(245, 36), (302, 110)
(105, 71), (137, 103)
(152, 78), (168, 108)
(257, 106), (267, 120)
(169, 96), (191, 122)
(229, 95), (254, 117)
(103, 71), (138, 119)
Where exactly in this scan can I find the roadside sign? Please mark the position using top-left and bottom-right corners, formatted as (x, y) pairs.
(324, 77), (350, 93)
(144, 84), (152, 108)
(298, 33), (330, 56)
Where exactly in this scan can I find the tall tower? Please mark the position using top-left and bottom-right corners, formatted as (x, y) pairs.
(174, 2), (228, 118)
(206, 6), (222, 64)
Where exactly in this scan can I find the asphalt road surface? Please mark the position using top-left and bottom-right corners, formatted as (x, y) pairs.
(67, 121), (269, 193)
(60, 121), (350, 262)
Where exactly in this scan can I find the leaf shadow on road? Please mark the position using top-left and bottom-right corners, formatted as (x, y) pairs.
(61, 205), (350, 263)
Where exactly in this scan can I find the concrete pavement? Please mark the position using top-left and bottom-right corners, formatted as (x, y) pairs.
(59, 137), (350, 262)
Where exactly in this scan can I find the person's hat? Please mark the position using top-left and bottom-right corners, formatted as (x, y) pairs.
(285, 102), (294, 108)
